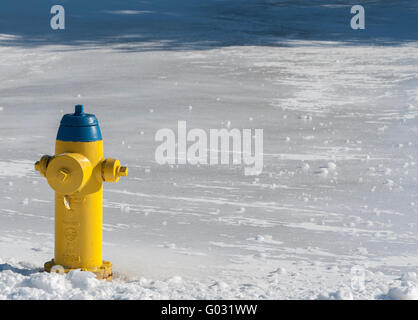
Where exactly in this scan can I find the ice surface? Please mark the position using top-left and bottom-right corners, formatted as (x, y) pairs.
(0, 0), (417, 299)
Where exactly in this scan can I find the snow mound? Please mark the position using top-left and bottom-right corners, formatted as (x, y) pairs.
(401, 272), (417, 282)
(0, 262), (206, 299)
(388, 285), (418, 300)
(0, 261), (288, 299)
(387, 273), (418, 300)
(318, 287), (354, 300)
(2, 260), (418, 300)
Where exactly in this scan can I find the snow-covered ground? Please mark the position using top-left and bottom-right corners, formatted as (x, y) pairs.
(0, 0), (418, 299)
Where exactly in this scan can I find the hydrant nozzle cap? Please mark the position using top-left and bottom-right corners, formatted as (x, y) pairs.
(46, 153), (92, 194)
(101, 159), (128, 182)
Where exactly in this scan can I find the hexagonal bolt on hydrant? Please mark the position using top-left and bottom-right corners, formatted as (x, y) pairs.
(35, 105), (128, 280)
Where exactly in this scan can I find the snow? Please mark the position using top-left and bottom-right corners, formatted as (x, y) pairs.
(388, 284), (418, 300)
(0, 0), (418, 299)
(319, 287), (354, 300)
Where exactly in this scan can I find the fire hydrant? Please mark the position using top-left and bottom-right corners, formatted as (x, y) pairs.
(35, 105), (128, 280)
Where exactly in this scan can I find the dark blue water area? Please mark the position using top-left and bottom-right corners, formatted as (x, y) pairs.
(0, 0), (417, 50)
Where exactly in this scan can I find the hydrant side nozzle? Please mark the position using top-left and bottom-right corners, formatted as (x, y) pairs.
(101, 158), (128, 182)
(34, 155), (53, 177)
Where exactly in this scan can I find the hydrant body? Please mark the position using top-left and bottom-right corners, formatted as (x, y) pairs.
(35, 105), (127, 280)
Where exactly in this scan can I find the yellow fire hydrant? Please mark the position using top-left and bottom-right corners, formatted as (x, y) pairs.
(35, 105), (128, 280)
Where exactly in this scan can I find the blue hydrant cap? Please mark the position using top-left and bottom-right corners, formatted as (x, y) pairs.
(56, 105), (102, 142)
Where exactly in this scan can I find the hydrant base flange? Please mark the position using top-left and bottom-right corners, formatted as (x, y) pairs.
(44, 259), (113, 281)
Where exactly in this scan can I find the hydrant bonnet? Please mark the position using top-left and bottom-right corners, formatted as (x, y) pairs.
(56, 105), (102, 142)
